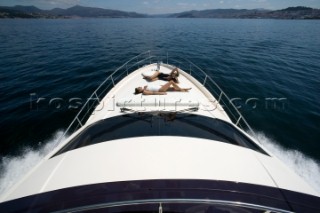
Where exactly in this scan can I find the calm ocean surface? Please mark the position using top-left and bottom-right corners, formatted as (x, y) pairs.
(0, 18), (319, 193)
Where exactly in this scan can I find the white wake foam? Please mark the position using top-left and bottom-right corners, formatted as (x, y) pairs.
(0, 130), (66, 197)
(253, 131), (320, 194)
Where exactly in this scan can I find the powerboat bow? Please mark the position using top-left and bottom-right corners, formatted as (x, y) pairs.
(1, 51), (319, 212)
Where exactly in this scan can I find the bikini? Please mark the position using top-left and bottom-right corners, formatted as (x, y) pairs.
(158, 73), (178, 83)
(146, 85), (162, 92)
(157, 73), (169, 80)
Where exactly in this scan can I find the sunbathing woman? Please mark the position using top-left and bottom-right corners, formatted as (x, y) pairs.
(142, 67), (180, 83)
(135, 80), (191, 95)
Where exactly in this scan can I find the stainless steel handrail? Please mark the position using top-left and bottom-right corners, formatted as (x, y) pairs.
(60, 50), (254, 142)
(61, 51), (153, 137)
(167, 54), (254, 134)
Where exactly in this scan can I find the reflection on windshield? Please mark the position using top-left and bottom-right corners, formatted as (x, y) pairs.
(52, 112), (268, 158)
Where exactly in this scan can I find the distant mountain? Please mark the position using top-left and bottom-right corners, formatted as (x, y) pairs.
(281, 6), (313, 12)
(169, 9), (270, 18)
(169, 6), (320, 19)
(49, 8), (65, 15)
(0, 6), (38, 18)
(47, 5), (146, 18)
(0, 5), (319, 19)
(12, 5), (42, 13)
(0, 5), (147, 18)
(267, 6), (320, 19)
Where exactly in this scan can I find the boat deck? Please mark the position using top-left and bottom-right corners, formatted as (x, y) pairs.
(87, 63), (231, 125)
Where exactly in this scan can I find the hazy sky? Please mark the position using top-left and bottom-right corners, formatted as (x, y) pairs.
(1, 0), (319, 14)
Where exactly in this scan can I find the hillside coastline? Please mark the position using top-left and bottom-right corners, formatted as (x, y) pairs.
(0, 5), (319, 19)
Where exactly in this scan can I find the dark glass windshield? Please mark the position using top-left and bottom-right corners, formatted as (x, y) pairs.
(52, 112), (268, 158)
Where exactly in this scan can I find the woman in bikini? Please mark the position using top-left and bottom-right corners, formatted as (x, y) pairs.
(142, 68), (180, 83)
(135, 80), (191, 95)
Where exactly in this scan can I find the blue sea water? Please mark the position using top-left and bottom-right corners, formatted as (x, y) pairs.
(0, 18), (320, 193)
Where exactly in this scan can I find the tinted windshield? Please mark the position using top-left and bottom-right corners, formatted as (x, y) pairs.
(52, 112), (267, 157)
